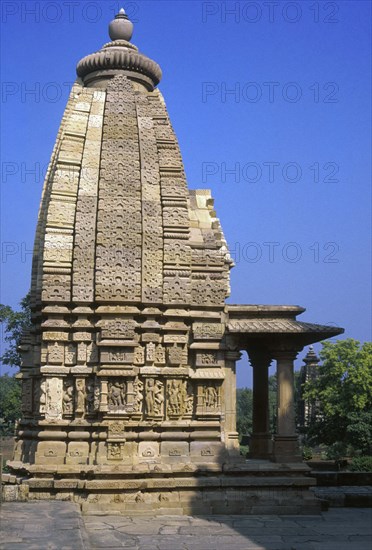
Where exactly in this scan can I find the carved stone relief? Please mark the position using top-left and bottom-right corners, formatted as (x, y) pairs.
(145, 378), (164, 417)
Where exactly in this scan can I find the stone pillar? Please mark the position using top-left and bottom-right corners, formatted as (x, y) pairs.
(224, 350), (241, 457)
(273, 351), (301, 462)
(248, 350), (272, 459)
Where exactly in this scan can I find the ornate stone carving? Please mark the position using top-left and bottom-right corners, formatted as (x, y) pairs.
(167, 345), (184, 366)
(86, 377), (99, 414)
(146, 342), (156, 363)
(108, 421), (125, 438)
(193, 323), (224, 340)
(203, 383), (220, 412)
(101, 319), (136, 340)
(62, 379), (74, 415)
(132, 377), (144, 414)
(107, 442), (123, 460)
(48, 342), (64, 364)
(45, 377), (63, 420)
(155, 344), (165, 365)
(166, 379), (193, 418)
(145, 378), (164, 417)
(134, 345), (145, 365)
(108, 380), (126, 411)
(65, 344), (77, 365)
(75, 379), (86, 415)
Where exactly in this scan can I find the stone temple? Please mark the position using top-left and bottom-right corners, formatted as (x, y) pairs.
(10, 10), (343, 513)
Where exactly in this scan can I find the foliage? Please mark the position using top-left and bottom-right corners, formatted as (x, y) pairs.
(236, 388), (253, 437)
(0, 293), (31, 369)
(0, 374), (21, 435)
(239, 445), (249, 458)
(303, 339), (372, 454)
(349, 456), (372, 472)
(302, 446), (313, 461)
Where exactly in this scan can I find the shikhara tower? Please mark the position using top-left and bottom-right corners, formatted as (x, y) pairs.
(11, 10), (343, 513)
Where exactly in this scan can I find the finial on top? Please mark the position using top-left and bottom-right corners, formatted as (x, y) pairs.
(109, 8), (134, 42)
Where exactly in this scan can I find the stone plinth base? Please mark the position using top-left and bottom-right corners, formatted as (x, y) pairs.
(272, 436), (302, 463)
(249, 433), (273, 459)
(5, 461), (321, 515)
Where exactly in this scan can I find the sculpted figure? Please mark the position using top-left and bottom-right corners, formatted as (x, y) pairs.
(76, 379), (86, 413)
(145, 378), (164, 416)
(167, 380), (181, 415)
(86, 379), (96, 413)
(205, 385), (218, 409)
(145, 378), (155, 415)
(153, 380), (164, 415)
(93, 383), (101, 411)
(109, 381), (126, 408)
(181, 381), (194, 415)
(133, 378), (144, 413)
(62, 383), (74, 414)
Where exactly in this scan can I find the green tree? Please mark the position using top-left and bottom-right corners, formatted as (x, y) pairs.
(303, 339), (372, 454)
(0, 293), (31, 369)
(0, 374), (21, 435)
(236, 388), (253, 437)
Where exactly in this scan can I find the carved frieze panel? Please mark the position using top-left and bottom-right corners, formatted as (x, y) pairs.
(193, 323), (225, 340)
(195, 351), (220, 367)
(100, 348), (134, 364)
(100, 319), (137, 340)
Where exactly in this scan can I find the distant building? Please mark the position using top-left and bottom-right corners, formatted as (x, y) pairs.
(298, 347), (321, 431)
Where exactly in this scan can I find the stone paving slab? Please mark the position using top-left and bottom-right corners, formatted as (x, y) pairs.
(0, 502), (371, 550)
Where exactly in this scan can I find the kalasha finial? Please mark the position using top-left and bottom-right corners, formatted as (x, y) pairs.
(109, 8), (134, 42)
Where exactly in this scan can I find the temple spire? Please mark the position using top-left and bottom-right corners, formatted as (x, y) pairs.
(109, 8), (134, 42)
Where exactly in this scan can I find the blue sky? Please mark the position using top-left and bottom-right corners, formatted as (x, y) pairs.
(1, 1), (371, 385)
